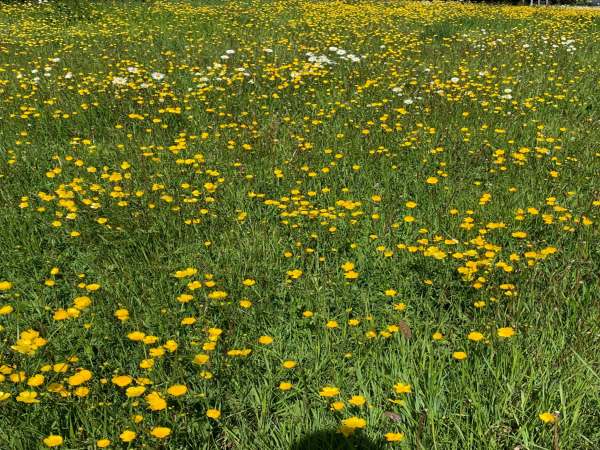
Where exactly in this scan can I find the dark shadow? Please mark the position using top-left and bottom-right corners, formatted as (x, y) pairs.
(291, 430), (384, 450)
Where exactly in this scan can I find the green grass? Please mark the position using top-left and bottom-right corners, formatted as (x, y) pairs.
(0, 0), (599, 449)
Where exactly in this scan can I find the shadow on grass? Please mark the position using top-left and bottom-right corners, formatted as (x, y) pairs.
(291, 430), (384, 450)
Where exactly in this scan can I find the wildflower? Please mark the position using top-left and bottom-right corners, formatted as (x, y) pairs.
(330, 401), (345, 411)
(539, 412), (557, 424)
(348, 395), (366, 406)
(150, 427), (171, 439)
(206, 408), (221, 419)
(125, 386), (146, 397)
(319, 386), (340, 397)
(452, 351), (467, 361)
(119, 430), (136, 442)
(393, 383), (411, 394)
(279, 381), (293, 391)
(167, 384), (188, 396)
(146, 391), (167, 411)
(151, 72), (165, 81)
(43, 435), (63, 447)
(112, 375), (132, 387)
(497, 327), (516, 338)
(16, 391), (40, 403)
(385, 432), (404, 442)
(68, 369), (92, 386)
(96, 439), (111, 448)
(467, 331), (484, 342)
(342, 416), (366, 429)
(258, 335), (273, 345)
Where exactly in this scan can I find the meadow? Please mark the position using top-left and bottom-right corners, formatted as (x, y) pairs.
(0, 0), (599, 448)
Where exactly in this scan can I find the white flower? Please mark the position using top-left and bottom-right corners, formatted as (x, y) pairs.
(51, 57), (60, 63)
(263, 48), (273, 53)
(403, 99), (414, 105)
(64, 72), (73, 79)
(336, 49), (347, 56)
(225, 49), (235, 55)
(127, 67), (139, 73)
(151, 72), (165, 81)
(328, 46), (338, 52)
(112, 76), (128, 86)
(220, 55), (229, 60)
(450, 77), (459, 83)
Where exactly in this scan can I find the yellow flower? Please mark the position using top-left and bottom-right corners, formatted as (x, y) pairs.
(279, 381), (293, 391)
(341, 262), (355, 272)
(119, 430), (136, 442)
(330, 401), (345, 411)
(511, 231), (527, 238)
(385, 432), (405, 442)
(43, 435), (63, 447)
(114, 309), (129, 321)
(539, 412), (557, 424)
(258, 335), (273, 345)
(341, 416), (366, 429)
(0, 305), (14, 315)
(125, 386), (146, 397)
(206, 408), (221, 419)
(348, 395), (366, 406)
(194, 354), (210, 365)
(426, 176), (438, 184)
(0, 281), (13, 291)
(242, 278), (256, 286)
(326, 320), (338, 329)
(384, 289), (397, 297)
(146, 391), (167, 411)
(497, 327), (516, 338)
(467, 331), (484, 342)
(319, 386), (340, 397)
(150, 426), (171, 439)
(27, 374), (45, 387)
(432, 331), (444, 341)
(393, 383), (412, 394)
(344, 270), (359, 280)
(282, 360), (297, 369)
(68, 369), (92, 386)
(112, 375), (133, 387)
(74, 387), (89, 397)
(127, 331), (146, 341)
(0, 392), (11, 401)
(239, 299), (252, 308)
(96, 439), (111, 448)
(452, 351), (467, 361)
(16, 391), (40, 403)
(174, 267), (197, 278)
(73, 296), (91, 310)
(167, 384), (188, 396)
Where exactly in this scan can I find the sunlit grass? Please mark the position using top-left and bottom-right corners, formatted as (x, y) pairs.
(0, 1), (599, 448)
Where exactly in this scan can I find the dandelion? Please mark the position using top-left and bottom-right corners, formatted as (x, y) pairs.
(43, 435), (63, 447)
(150, 427), (171, 439)
(385, 432), (405, 442)
(206, 408), (221, 419)
(497, 327), (516, 338)
(539, 412), (557, 424)
(320, 386), (340, 397)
